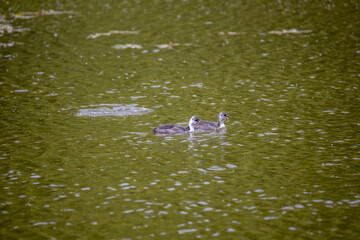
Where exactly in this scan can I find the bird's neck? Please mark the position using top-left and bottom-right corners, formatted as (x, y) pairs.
(218, 119), (226, 128)
(188, 120), (195, 132)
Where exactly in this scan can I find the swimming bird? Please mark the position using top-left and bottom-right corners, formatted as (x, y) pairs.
(195, 112), (229, 131)
(153, 116), (200, 134)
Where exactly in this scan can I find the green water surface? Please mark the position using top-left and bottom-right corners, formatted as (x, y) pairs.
(1, 0), (359, 239)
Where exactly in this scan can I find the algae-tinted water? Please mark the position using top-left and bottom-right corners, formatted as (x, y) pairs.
(1, 0), (359, 239)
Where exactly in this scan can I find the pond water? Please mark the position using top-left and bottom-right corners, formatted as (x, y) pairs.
(1, 0), (359, 239)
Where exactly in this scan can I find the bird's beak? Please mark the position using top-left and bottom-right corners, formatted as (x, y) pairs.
(226, 117), (229, 121)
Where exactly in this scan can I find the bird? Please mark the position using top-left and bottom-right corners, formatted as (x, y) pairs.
(195, 112), (229, 131)
(153, 116), (200, 134)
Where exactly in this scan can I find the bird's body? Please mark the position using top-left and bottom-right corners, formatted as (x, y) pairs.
(153, 116), (199, 134)
(195, 112), (229, 131)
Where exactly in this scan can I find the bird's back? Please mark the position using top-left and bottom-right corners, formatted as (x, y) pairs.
(195, 120), (218, 130)
(153, 124), (187, 134)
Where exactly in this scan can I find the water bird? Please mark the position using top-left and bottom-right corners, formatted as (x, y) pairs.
(153, 116), (200, 134)
(195, 112), (229, 131)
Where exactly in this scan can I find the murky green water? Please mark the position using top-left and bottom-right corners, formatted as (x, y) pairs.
(1, 0), (359, 239)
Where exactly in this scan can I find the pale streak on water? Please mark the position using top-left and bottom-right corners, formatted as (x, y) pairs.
(75, 104), (153, 117)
